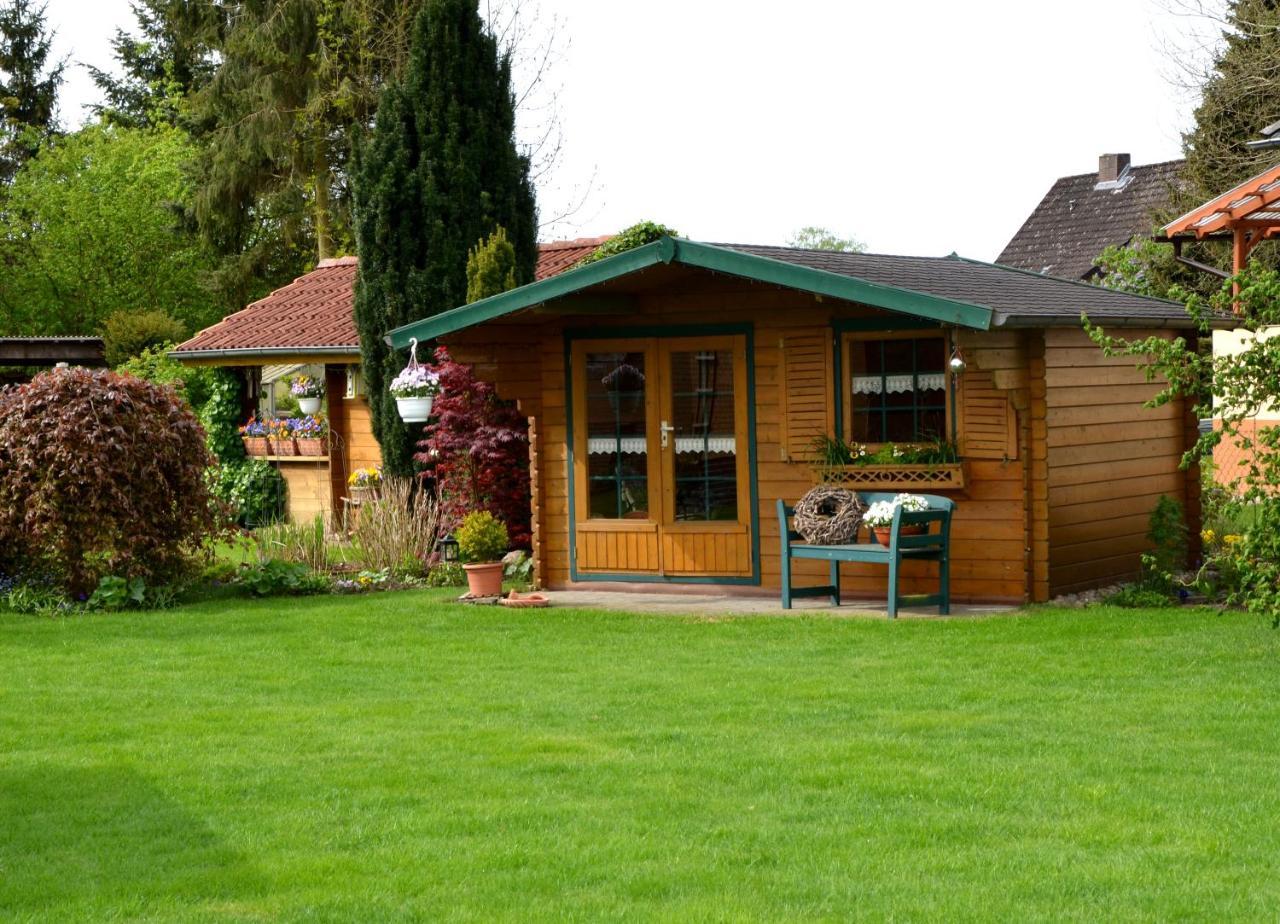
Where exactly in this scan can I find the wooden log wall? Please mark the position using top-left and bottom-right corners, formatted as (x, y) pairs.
(447, 283), (1034, 603)
(1042, 327), (1187, 595)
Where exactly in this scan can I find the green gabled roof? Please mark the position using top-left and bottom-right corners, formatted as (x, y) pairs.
(385, 237), (994, 348)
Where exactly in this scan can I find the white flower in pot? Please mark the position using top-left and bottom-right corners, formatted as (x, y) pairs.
(863, 493), (930, 545)
(389, 364), (441, 422)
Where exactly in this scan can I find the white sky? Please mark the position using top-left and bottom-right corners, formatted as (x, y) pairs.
(49, 0), (1211, 261)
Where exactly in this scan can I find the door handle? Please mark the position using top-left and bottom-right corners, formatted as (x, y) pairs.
(660, 421), (675, 449)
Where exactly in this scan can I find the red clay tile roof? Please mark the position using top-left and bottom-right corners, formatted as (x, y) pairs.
(173, 256), (360, 358)
(534, 236), (610, 280)
(174, 240), (608, 358)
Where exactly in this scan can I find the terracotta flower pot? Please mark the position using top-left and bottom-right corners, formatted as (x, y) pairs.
(463, 561), (504, 597)
(242, 436), (270, 457)
(871, 524), (926, 546)
(271, 437), (297, 457)
(297, 438), (326, 456)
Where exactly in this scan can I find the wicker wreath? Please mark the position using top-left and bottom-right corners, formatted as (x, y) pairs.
(792, 486), (866, 545)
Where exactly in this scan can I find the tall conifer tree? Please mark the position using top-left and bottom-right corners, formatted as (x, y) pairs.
(1181, 0), (1280, 205)
(0, 0), (62, 184)
(353, 0), (536, 476)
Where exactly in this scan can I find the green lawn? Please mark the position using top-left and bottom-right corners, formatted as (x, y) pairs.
(2, 595), (1278, 921)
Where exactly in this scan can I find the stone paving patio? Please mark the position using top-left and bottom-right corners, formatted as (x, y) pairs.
(542, 590), (1018, 619)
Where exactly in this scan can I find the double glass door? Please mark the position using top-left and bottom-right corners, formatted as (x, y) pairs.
(572, 336), (752, 578)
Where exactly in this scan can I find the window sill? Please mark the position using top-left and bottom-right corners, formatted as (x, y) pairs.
(815, 462), (965, 491)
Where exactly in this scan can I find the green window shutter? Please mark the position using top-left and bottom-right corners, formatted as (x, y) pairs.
(778, 332), (832, 461)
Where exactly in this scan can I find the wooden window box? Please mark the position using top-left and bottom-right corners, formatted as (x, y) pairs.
(816, 462), (966, 491)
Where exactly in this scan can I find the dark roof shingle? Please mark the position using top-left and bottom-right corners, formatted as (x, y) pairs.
(718, 243), (1199, 327)
(997, 159), (1183, 279)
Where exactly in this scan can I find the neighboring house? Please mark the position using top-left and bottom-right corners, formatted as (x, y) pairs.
(172, 239), (609, 525)
(999, 154), (1183, 279)
(389, 237), (1222, 604)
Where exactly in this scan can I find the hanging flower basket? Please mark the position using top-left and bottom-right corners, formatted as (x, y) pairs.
(389, 338), (441, 423)
(290, 374), (324, 415)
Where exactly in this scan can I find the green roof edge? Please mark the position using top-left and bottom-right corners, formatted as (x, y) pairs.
(386, 237), (993, 347)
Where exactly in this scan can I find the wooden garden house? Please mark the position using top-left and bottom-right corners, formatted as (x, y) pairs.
(390, 237), (1211, 604)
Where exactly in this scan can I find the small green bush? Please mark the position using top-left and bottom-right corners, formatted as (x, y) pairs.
(238, 560), (327, 597)
(577, 221), (679, 266)
(209, 461), (287, 527)
(102, 310), (187, 367)
(117, 343), (214, 412)
(425, 562), (467, 587)
(1105, 584), (1175, 609)
(455, 511), (509, 563)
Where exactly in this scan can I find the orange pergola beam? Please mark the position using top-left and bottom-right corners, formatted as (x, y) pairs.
(1164, 162), (1280, 237)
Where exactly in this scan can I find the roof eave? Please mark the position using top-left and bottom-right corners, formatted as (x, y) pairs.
(992, 312), (1229, 330)
(386, 237), (993, 346)
(169, 345), (362, 364)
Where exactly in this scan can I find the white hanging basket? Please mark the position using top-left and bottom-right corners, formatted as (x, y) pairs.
(298, 396), (321, 415)
(396, 395), (434, 422)
(389, 337), (440, 423)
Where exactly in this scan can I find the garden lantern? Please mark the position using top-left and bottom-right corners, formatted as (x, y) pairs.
(439, 534), (460, 563)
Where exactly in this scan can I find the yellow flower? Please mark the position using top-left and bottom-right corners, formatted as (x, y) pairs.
(1224, 534), (1243, 546)
(1201, 529), (1216, 545)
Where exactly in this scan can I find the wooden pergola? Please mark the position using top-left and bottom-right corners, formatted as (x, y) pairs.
(1162, 162), (1280, 277)
(0, 337), (106, 384)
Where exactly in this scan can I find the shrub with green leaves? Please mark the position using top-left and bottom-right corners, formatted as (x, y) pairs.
(577, 221), (679, 266)
(208, 461), (286, 528)
(102, 309), (187, 366)
(238, 559), (327, 597)
(117, 342), (214, 412)
(455, 511), (509, 564)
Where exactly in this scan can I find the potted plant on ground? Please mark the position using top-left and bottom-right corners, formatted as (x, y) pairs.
(455, 510), (509, 597)
(239, 418), (270, 456)
(347, 467), (381, 503)
(294, 415), (328, 455)
(290, 374), (324, 415)
(863, 493), (930, 545)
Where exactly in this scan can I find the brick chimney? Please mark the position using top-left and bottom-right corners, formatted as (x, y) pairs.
(1098, 153), (1131, 183)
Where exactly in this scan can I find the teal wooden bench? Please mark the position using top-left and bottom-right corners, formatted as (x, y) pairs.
(776, 492), (954, 617)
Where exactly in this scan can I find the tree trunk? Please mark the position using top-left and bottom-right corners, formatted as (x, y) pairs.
(314, 164), (333, 261)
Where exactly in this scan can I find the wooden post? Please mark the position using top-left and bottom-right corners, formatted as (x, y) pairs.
(325, 365), (350, 529)
(1025, 333), (1050, 603)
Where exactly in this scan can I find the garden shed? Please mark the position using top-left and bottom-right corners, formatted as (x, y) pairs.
(172, 256), (379, 525)
(390, 237), (1216, 604)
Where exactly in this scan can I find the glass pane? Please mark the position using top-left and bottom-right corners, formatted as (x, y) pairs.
(584, 351), (649, 519)
(669, 349), (737, 521)
(847, 337), (948, 444)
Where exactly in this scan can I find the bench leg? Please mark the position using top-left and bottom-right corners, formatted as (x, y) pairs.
(939, 552), (950, 616)
(829, 560), (840, 606)
(887, 553), (900, 619)
(781, 553), (793, 610)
